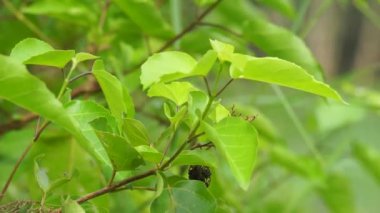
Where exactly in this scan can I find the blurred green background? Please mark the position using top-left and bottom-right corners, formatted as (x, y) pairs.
(0, 0), (380, 212)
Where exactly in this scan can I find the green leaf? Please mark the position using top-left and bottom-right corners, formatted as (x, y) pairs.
(66, 100), (117, 165)
(148, 81), (199, 106)
(113, 0), (173, 38)
(151, 180), (217, 213)
(229, 54), (346, 103)
(243, 19), (324, 80)
(210, 39), (235, 62)
(172, 150), (217, 168)
(92, 60), (135, 121)
(73, 52), (99, 63)
(141, 51), (197, 89)
(24, 50), (75, 68)
(202, 117), (258, 190)
(208, 103), (230, 123)
(353, 143), (380, 184)
(10, 38), (53, 62)
(318, 174), (355, 213)
(34, 155), (50, 193)
(141, 51), (217, 89)
(122, 118), (149, 146)
(0, 55), (99, 159)
(96, 131), (144, 171)
(10, 38), (74, 68)
(62, 199), (85, 213)
(135, 145), (164, 163)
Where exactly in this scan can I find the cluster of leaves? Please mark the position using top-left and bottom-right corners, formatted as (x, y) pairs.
(0, 0), (380, 212)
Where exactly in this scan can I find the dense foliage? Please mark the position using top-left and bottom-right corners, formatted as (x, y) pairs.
(0, 0), (379, 212)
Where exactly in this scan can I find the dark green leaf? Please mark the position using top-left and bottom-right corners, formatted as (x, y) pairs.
(353, 143), (380, 184)
(151, 180), (217, 213)
(202, 117), (258, 189)
(122, 118), (149, 146)
(96, 131), (144, 171)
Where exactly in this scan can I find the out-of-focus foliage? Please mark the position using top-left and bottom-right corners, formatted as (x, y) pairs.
(0, 0), (379, 212)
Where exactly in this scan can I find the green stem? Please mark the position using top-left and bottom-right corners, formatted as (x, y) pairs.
(170, 0), (182, 49)
(271, 85), (323, 164)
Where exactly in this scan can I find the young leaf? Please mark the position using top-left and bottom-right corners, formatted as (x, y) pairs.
(151, 180), (217, 213)
(208, 103), (230, 123)
(10, 38), (53, 62)
(202, 117), (258, 190)
(353, 143), (380, 184)
(24, 50), (75, 68)
(10, 37), (74, 68)
(122, 118), (149, 146)
(73, 52), (99, 63)
(148, 81), (199, 106)
(243, 19), (324, 80)
(62, 199), (85, 213)
(141, 51), (217, 89)
(229, 54), (346, 103)
(96, 131), (144, 171)
(113, 0), (173, 38)
(92, 60), (135, 121)
(34, 155), (50, 193)
(210, 39), (235, 62)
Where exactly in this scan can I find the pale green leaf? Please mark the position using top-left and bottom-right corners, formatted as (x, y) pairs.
(24, 50), (75, 68)
(148, 81), (199, 106)
(202, 117), (258, 189)
(210, 39), (234, 62)
(34, 155), (50, 192)
(151, 180), (217, 213)
(208, 103), (230, 123)
(96, 131), (144, 171)
(189, 50), (217, 76)
(62, 199), (85, 213)
(122, 118), (149, 146)
(73, 52), (99, 63)
(92, 60), (135, 121)
(10, 38), (53, 62)
(229, 54), (346, 103)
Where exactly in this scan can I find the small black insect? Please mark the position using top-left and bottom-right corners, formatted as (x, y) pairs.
(188, 165), (211, 187)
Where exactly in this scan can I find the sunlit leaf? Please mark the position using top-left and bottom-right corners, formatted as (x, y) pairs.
(229, 54), (346, 103)
(172, 150), (217, 168)
(10, 38), (53, 62)
(151, 180), (217, 213)
(202, 117), (258, 189)
(208, 103), (230, 123)
(135, 145), (164, 163)
(210, 39), (235, 62)
(96, 131), (144, 171)
(24, 50), (75, 68)
(148, 81), (199, 106)
(92, 60), (135, 121)
(73, 52), (99, 63)
(141, 51), (217, 89)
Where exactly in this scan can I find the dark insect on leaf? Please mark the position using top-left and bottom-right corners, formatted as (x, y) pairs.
(188, 165), (211, 187)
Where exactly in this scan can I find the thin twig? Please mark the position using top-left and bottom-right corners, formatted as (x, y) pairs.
(203, 77), (212, 97)
(108, 170), (116, 186)
(190, 141), (213, 150)
(215, 79), (234, 97)
(69, 72), (92, 83)
(98, 0), (111, 32)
